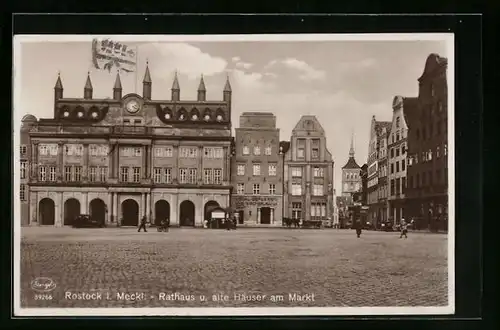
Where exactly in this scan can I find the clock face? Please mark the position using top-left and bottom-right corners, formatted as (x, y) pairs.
(126, 99), (140, 113)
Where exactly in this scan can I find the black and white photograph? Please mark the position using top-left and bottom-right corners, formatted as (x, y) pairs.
(13, 33), (454, 316)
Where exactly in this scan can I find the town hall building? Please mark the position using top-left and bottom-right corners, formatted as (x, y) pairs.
(20, 64), (234, 227)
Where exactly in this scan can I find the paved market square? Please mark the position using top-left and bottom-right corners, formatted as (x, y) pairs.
(20, 227), (448, 308)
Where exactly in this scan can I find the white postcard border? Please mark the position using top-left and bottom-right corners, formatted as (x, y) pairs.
(13, 33), (455, 317)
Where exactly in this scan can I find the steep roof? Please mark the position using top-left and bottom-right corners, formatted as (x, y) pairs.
(342, 157), (361, 169)
(375, 121), (391, 136)
(292, 115), (325, 135)
(418, 53), (448, 82)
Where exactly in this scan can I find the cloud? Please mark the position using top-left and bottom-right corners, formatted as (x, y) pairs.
(235, 61), (254, 69)
(231, 56), (241, 62)
(140, 43), (227, 79)
(266, 58), (326, 81)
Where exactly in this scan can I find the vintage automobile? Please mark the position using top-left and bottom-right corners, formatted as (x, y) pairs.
(72, 214), (105, 228)
(380, 221), (394, 232)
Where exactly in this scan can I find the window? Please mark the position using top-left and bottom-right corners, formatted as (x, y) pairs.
(396, 132), (400, 141)
(164, 168), (172, 183)
(396, 117), (400, 128)
(49, 166), (56, 182)
(436, 146), (440, 158)
(90, 145), (98, 156)
(269, 184), (276, 195)
(429, 171), (433, 185)
(396, 162), (400, 172)
(39, 145), (48, 156)
(38, 166), (47, 181)
(120, 166), (129, 182)
(313, 167), (324, 177)
(242, 146), (249, 155)
(237, 164), (245, 176)
(311, 139), (320, 159)
(204, 169), (213, 184)
(74, 166), (82, 181)
(237, 183), (245, 195)
(396, 178), (401, 195)
(422, 172), (427, 186)
(396, 148), (400, 157)
(291, 167), (302, 177)
(179, 168), (187, 183)
(265, 146), (272, 155)
(390, 179), (395, 196)
(180, 147), (198, 158)
(64, 144), (83, 156)
(292, 202), (302, 220)
(131, 167), (140, 183)
(402, 177), (406, 193)
(297, 139), (305, 159)
(214, 169), (222, 184)
(313, 184), (324, 196)
(253, 164), (261, 176)
(20, 145), (27, 156)
(390, 148), (394, 158)
(291, 183), (302, 196)
(444, 144), (447, 156)
(253, 146), (261, 156)
(189, 168), (197, 184)
(153, 168), (162, 183)
(20, 161), (27, 179)
(402, 145), (406, 154)
(134, 148), (142, 157)
(253, 184), (260, 195)
(90, 166), (97, 182)
(20, 184), (27, 201)
(100, 167), (107, 181)
(154, 146), (173, 158)
(268, 164), (277, 176)
(391, 163), (394, 174)
(64, 166), (72, 181)
(402, 159), (406, 171)
(204, 147), (223, 159)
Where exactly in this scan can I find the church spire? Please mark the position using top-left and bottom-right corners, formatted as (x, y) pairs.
(197, 74), (206, 101)
(113, 71), (122, 100)
(142, 61), (152, 100)
(54, 72), (63, 100)
(349, 131), (355, 158)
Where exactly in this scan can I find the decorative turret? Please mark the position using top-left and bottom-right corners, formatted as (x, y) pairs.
(171, 70), (180, 101)
(84, 72), (93, 99)
(54, 72), (63, 100)
(197, 74), (206, 101)
(349, 132), (355, 158)
(142, 61), (152, 100)
(223, 74), (232, 103)
(342, 131), (360, 170)
(113, 72), (122, 100)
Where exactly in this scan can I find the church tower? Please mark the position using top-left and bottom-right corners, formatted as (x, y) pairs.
(341, 132), (362, 197)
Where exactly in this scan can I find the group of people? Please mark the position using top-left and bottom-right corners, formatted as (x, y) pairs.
(137, 215), (170, 232)
(353, 218), (409, 239)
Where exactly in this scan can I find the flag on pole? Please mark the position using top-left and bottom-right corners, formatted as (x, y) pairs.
(91, 38), (137, 73)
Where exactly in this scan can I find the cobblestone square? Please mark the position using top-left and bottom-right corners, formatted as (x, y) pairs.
(20, 228), (448, 308)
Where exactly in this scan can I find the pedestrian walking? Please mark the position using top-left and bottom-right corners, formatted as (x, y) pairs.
(138, 215), (148, 232)
(399, 218), (408, 239)
(355, 219), (362, 238)
(165, 217), (170, 232)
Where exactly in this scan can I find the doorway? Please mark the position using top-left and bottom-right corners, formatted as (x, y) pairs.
(64, 198), (81, 225)
(39, 198), (55, 225)
(180, 200), (195, 226)
(121, 199), (139, 226)
(154, 200), (170, 226)
(261, 207), (271, 224)
(90, 198), (106, 226)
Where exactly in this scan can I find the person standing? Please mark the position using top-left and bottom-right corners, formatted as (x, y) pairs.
(354, 219), (362, 238)
(138, 215), (148, 232)
(399, 218), (408, 239)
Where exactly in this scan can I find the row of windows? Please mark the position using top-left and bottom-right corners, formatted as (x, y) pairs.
(408, 168), (448, 189)
(390, 177), (407, 196)
(89, 166), (108, 182)
(390, 160), (406, 174)
(390, 144), (406, 158)
(291, 183), (324, 196)
(415, 118), (447, 140)
(38, 165), (89, 182)
(119, 166), (142, 183)
(156, 147), (223, 159)
(290, 202), (327, 219)
(242, 146), (273, 156)
(238, 164), (277, 176)
(236, 183), (276, 195)
(407, 144), (447, 166)
(20, 184), (27, 201)
(345, 172), (359, 180)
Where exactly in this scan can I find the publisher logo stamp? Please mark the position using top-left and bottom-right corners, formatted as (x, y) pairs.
(30, 277), (56, 293)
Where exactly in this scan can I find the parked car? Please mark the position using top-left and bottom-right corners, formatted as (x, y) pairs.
(72, 214), (105, 228)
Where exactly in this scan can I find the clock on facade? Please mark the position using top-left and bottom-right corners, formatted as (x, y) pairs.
(125, 99), (141, 113)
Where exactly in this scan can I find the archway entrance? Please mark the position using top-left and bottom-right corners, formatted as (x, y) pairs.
(180, 200), (195, 227)
(204, 200), (220, 222)
(154, 200), (170, 226)
(90, 198), (106, 226)
(261, 207), (271, 224)
(237, 210), (244, 224)
(121, 199), (139, 226)
(64, 198), (81, 225)
(39, 198), (55, 225)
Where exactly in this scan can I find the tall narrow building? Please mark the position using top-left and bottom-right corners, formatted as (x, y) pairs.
(341, 133), (361, 197)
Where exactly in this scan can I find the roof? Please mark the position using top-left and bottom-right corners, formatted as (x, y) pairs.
(143, 64), (152, 83)
(84, 74), (93, 89)
(171, 71), (180, 90)
(54, 74), (63, 89)
(375, 121), (391, 136)
(224, 76), (232, 92)
(418, 53), (448, 82)
(342, 156), (361, 169)
(113, 72), (122, 89)
(198, 75), (206, 91)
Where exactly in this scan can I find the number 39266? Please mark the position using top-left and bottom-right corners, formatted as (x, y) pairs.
(34, 294), (53, 300)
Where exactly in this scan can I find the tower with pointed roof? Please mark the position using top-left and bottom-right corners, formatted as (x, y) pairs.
(113, 72), (122, 100)
(143, 62), (152, 100)
(54, 73), (63, 101)
(171, 70), (180, 101)
(197, 74), (206, 101)
(341, 132), (362, 197)
(84, 72), (93, 99)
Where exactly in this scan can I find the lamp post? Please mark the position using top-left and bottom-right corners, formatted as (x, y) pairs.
(279, 145), (285, 226)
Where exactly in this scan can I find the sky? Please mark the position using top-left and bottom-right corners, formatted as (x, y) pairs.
(15, 36), (448, 193)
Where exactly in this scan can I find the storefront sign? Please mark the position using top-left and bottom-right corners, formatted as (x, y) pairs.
(211, 211), (225, 219)
(233, 196), (278, 208)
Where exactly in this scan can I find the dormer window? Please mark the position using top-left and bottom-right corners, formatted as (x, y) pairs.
(216, 114), (223, 122)
(204, 114), (210, 121)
